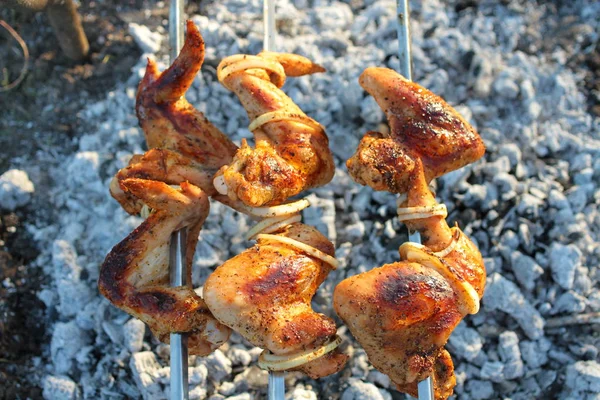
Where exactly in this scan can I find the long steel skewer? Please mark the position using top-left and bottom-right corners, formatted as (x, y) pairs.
(396, 1), (434, 399)
(168, 0), (188, 399)
(262, 1), (286, 399)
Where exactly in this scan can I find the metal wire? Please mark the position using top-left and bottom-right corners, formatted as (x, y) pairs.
(396, 0), (434, 399)
(169, 0), (188, 399)
(268, 371), (286, 399)
(263, 0), (277, 52)
(262, 0), (285, 398)
(396, 0), (413, 80)
(169, 0), (185, 61)
(169, 229), (188, 400)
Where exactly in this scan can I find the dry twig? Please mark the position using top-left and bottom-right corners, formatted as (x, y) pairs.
(0, 19), (29, 92)
(545, 312), (600, 328)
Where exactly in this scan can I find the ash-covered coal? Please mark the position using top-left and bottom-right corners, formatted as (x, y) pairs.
(14, 0), (600, 398)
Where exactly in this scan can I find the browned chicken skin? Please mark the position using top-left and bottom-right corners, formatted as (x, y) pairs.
(204, 223), (347, 378)
(335, 67), (486, 399)
(214, 52), (335, 207)
(110, 21), (238, 213)
(203, 52), (347, 376)
(347, 67), (485, 194)
(103, 23), (345, 375)
(100, 22), (234, 355)
(99, 180), (230, 355)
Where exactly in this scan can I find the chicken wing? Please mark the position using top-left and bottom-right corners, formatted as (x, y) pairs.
(213, 51), (335, 207)
(334, 205), (485, 398)
(99, 179), (231, 355)
(204, 223), (348, 378)
(334, 261), (459, 399)
(347, 67), (485, 194)
(335, 67), (486, 399)
(111, 21), (238, 213)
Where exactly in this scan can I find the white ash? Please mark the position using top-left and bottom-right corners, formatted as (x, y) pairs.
(43, 375), (81, 400)
(563, 361), (600, 399)
(13, 0), (598, 398)
(128, 22), (163, 54)
(0, 169), (34, 211)
(123, 318), (146, 353)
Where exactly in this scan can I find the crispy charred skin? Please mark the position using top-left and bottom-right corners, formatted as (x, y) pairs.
(337, 67), (487, 399)
(99, 179), (231, 355)
(334, 222), (484, 398)
(110, 21), (238, 212)
(347, 67), (485, 194)
(204, 223), (348, 378)
(215, 52), (335, 207)
(396, 349), (456, 399)
(334, 262), (460, 399)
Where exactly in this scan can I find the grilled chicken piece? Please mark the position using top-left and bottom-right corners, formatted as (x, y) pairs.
(214, 52), (335, 207)
(347, 67), (485, 194)
(204, 223), (348, 378)
(99, 179), (231, 355)
(111, 21), (238, 213)
(334, 261), (460, 399)
(337, 67), (487, 399)
(334, 189), (485, 399)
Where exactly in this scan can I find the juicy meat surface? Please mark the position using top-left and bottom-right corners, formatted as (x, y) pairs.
(337, 68), (487, 399)
(347, 67), (485, 194)
(111, 21), (238, 213)
(203, 223), (348, 378)
(98, 179), (231, 355)
(214, 52), (335, 207)
(334, 218), (484, 398)
(334, 261), (461, 399)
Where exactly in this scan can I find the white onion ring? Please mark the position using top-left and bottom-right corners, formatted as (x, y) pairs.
(238, 199), (310, 218)
(256, 234), (339, 269)
(217, 55), (286, 87)
(258, 336), (342, 371)
(396, 204), (448, 222)
(246, 214), (302, 240)
(249, 110), (323, 132)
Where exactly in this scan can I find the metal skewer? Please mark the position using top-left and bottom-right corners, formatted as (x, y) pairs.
(262, 1), (286, 399)
(168, 0), (188, 399)
(396, 1), (434, 399)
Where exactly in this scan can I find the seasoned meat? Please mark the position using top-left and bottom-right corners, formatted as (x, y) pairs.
(335, 67), (487, 400)
(204, 223), (347, 378)
(347, 67), (485, 194)
(214, 52), (335, 207)
(99, 179), (231, 355)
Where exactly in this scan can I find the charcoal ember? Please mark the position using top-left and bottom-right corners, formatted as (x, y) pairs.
(549, 243), (582, 290)
(42, 375), (81, 400)
(128, 23), (163, 54)
(448, 322), (484, 362)
(483, 273), (545, 339)
(123, 318), (146, 353)
(201, 349), (232, 383)
(0, 169), (34, 211)
(563, 361), (600, 398)
(129, 351), (163, 400)
(342, 378), (388, 400)
(465, 379), (494, 400)
(510, 251), (544, 291)
(498, 331), (524, 380)
(51, 321), (91, 374)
